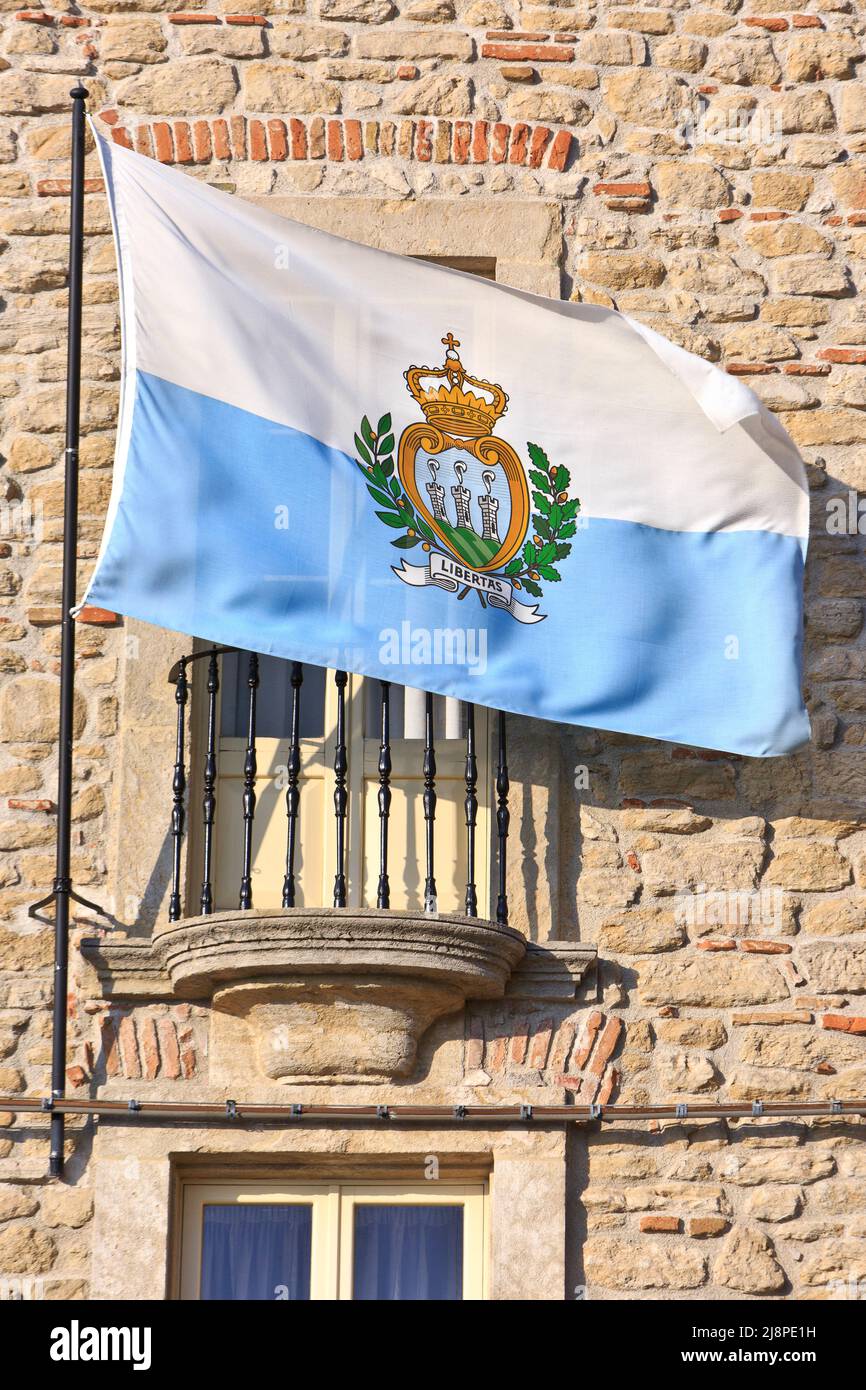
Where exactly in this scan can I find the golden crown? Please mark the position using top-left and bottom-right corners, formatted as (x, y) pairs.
(405, 334), (508, 439)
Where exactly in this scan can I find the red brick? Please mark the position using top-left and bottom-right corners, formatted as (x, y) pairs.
(267, 118), (287, 161)
(77, 606), (120, 627)
(156, 1018), (181, 1080)
(66, 1065), (87, 1089)
(547, 129), (572, 172)
(718, 208), (742, 222)
(327, 119), (344, 161)
(14, 9), (54, 23)
(396, 63), (418, 80)
(230, 114), (247, 160)
(344, 118), (363, 161)
(491, 121), (509, 163)
(483, 41), (573, 61)
(169, 11), (221, 22)
(471, 120), (489, 162)
(640, 1215), (681, 1233)
(134, 125), (154, 158)
(117, 1016), (141, 1079)
(784, 362), (830, 376)
(577, 1074), (600, 1103)
(192, 119), (212, 163)
(587, 1017), (622, 1078)
(743, 16), (788, 30)
(416, 119), (433, 162)
(99, 108), (119, 126)
(818, 348), (866, 364)
(36, 177), (104, 196)
(509, 122), (530, 164)
(153, 122), (173, 163)
(698, 937), (738, 948)
(60, 14), (90, 24)
(453, 119), (471, 163)
(823, 1013), (866, 1035)
(225, 12), (268, 23)
(289, 118), (307, 160)
(750, 210), (788, 222)
(487, 1035), (507, 1073)
(596, 1064), (619, 1105)
(593, 181), (651, 198)
(210, 118), (230, 161)
(740, 939), (791, 954)
(572, 1010), (603, 1070)
(139, 1015), (160, 1080)
(792, 13), (822, 25)
(528, 125), (552, 168)
(509, 1018), (530, 1068)
(309, 117), (325, 159)
(249, 118), (267, 161)
(111, 127), (133, 150)
(546, 1020), (576, 1073)
(170, 121), (191, 164)
(528, 1018), (553, 1070)
(7, 798), (53, 811)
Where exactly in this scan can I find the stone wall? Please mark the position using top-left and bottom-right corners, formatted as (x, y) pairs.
(1, 0), (866, 1301)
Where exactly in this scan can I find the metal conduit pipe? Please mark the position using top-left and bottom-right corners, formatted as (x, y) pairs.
(3, 1096), (864, 1126)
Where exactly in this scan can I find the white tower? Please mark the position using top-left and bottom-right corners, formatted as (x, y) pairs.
(478, 469), (500, 542)
(450, 460), (473, 531)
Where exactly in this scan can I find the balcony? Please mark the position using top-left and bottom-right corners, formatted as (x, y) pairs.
(81, 646), (596, 1085)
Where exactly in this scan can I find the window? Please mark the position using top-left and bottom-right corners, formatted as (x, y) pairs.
(179, 1181), (487, 1301)
(201, 660), (491, 914)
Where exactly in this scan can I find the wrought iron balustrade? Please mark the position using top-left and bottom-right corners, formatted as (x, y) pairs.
(167, 647), (511, 926)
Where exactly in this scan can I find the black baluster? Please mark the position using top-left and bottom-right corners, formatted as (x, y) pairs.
(495, 710), (510, 926)
(423, 691), (437, 914)
(464, 702), (478, 918)
(168, 657), (188, 923)
(200, 649), (219, 916)
(377, 681), (392, 909)
(333, 669), (348, 908)
(282, 662), (303, 909)
(238, 652), (259, 910)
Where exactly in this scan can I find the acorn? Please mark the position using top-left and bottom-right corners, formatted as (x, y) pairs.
(513, 579), (522, 590)
(422, 542), (431, 552)
(556, 492), (568, 504)
(408, 528), (415, 538)
(529, 570), (539, 581)
(533, 534), (543, 547)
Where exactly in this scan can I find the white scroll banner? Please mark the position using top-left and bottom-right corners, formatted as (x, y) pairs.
(392, 551), (545, 624)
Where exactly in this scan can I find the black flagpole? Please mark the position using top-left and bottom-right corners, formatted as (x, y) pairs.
(28, 86), (106, 1178)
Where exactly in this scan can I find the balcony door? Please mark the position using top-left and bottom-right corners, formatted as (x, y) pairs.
(201, 657), (491, 915)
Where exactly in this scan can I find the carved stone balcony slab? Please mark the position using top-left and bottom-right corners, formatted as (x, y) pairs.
(82, 909), (528, 1084)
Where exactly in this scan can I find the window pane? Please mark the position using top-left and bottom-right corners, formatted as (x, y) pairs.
(352, 1204), (463, 1301)
(363, 683), (465, 740)
(201, 1203), (312, 1300)
(219, 651), (326, 739)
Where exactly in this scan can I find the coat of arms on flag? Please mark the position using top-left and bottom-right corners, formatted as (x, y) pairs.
(353, 334), (581, 624)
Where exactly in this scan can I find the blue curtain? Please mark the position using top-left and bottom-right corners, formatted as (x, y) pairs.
(201, 1204), (312, 1300)
(352, 1205), (463, 1301)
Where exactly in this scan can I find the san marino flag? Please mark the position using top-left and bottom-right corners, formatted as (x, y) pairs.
(83, 123), (810, 758)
